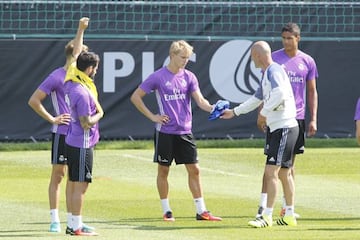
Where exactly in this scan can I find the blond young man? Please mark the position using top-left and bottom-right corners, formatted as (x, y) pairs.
(131, 40), (222, 222)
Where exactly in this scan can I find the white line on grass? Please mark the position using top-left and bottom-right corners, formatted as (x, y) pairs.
(121, 154), (248, 177)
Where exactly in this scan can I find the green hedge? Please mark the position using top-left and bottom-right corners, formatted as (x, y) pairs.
(0, 138), (358, 151)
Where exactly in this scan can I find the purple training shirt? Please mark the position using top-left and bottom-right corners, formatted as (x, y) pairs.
(64, 81), (100, 148)
(355, 98), (360, 121)
(38, 67), (69, 135)
(139, 66), (199, 135)
(272, 49), (318, 120)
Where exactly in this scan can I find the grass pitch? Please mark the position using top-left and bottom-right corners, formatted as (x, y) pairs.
(0, 147), (359, 239)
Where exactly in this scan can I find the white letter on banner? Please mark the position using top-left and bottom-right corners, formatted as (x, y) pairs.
(142, 52), (154, 82)
(103, 52), (135, 93)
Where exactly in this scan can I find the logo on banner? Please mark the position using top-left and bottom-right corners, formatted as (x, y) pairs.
(209, 40), (262, 103)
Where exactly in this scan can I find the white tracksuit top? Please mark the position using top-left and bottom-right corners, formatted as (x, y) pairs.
(233, 63), (298, 132)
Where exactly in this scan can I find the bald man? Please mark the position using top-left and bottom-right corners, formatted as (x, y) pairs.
(221, 41), (299, 228)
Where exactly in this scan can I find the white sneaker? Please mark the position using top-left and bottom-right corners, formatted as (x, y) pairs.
(248, 215), (273, 228)
(49, 222), (61, 233)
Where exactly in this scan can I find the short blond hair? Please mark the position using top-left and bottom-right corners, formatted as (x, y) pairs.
(169, 40), (193, 57)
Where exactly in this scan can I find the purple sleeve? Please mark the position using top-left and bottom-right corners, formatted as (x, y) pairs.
(38, 72), (57, 95)
(187, 70), (199, 93)
(355, 98), (360, 120)
(139, 73), (157, 94)
(306, 56), (319, 81)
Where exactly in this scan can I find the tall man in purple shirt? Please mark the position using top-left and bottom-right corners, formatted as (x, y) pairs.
(256, 22), (319, 218)
(354, 98), (360, 145)
(28, 18), (90, 233)
(131, 40), (221, 222)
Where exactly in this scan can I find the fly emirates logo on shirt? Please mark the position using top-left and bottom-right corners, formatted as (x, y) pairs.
(285, 63), (306, 83)
(287, 70), (304, 83)
(164, 81), (186, 101)
(164, 88), (186, 101)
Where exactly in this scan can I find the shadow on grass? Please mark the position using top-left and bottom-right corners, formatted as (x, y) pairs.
(85, 215), (252, 231)
(0, 230), (49, 238)
(308, 227), (360, 231)
(112, 215), (250, 223)
(134, 224), (240, 231)
(0, 223), (53, 238)
(291, 217), (360, 232)
(11, 216), (359, 236)
(92, 215), (360, 231)
(300, 217), (360, 221)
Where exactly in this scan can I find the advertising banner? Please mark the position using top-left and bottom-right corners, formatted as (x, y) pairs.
(0, 39), (358, 141)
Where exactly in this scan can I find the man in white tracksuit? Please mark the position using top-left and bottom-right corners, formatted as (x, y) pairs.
(221, 41), (299, 228)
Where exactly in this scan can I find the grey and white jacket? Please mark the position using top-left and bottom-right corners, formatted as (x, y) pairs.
(233, 63), (297, 132)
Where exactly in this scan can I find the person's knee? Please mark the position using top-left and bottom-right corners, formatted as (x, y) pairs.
(52, 165), (66, 179)
(186, 164), (200, 176)
(264, 165), (278, 178)
(157, 165), (170, 178)
(278, 168), (291, 180)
